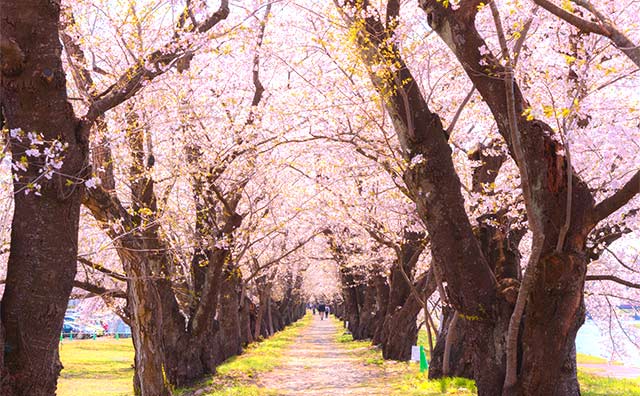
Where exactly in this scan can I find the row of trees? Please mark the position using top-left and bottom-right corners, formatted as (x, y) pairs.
(1, 1), (639, 396)
(0, 1), (316, 395)
(306, 1), (640, 396)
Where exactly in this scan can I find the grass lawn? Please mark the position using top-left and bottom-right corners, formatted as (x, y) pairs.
(58, 337), (134, 396)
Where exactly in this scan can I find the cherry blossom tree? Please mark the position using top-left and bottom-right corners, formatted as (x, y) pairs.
(1, 0), (638, 395)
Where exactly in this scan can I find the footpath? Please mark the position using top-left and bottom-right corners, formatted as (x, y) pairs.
(257, 314), (390, 395)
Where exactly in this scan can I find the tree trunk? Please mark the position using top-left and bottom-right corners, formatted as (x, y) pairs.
(1, 194), (82, 396)
(240, 294), (255, 345)
(339, 268), (366, 339)
(124, 256), (172, 396)
(381, 306), (419, 360)
(381, 272), (433, 361)
(417, 6), (600, 394)
(429, 308), (474, 379)
(519, 253), (586, 396)
(355, 283), (378, 339)
(267, 295), (275, 335)
(1, 1), (86, 394)
(348, 285), (367, 339)
(274, 304), (285, 331)
(372, 274), (390, 345)
(254, 284), (270, 340)
(217, 266), (242, 360)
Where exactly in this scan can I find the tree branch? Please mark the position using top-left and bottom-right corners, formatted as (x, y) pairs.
(78, 257), (128, 282)
(250, 3), (271, 109)
(586, 274), (640, 289)
(73, 280), (127, 299)
(535, 0), (640, 68)
(245, 231), (323, 283)
(593, 169), (640, 225)
(532, 0), (606, 35)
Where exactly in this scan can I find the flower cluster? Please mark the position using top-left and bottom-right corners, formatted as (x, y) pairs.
(7, 127), (68, 195)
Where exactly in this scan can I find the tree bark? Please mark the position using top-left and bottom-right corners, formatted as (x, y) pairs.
(1, 1), (86, 394)
(429, 308), (474, 379)
(371, 274), (390, 345)
(382, 271), (435, 361)
(355, 283), (377, 339)
(217, 266), (243, 360)
(519, 253), (585, 396)
(124, 257), (171, 396)
(240, 292), (255, 345)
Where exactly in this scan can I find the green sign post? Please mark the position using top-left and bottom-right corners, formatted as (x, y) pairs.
(419, 345), (428, 372)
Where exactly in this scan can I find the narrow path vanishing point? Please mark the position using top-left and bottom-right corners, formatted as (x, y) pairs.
(257, 315), (389, 395)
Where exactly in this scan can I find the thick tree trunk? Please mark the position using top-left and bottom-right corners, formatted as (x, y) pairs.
(355, 284), (378, 339)
(339, 268), (367, 339)
(267, 295), (275, 335)
(1, 194), (80, 395)
(254, 284), (270, 340)
(271, 303), (285, 335)
(378, 270), (411, 354)
(217, 267), (242, 360)
(519, 253), (586, 396)
(370, 233), (425, 358)
(0, 1), (86, 394)
(381, 272), (433, 361)
(124, 256), (172, 396)
(371, 275), (390, 345)
(428, 308), (474, 379)
(347, 285), (367, 339)
(240, 294), (255, 345)
(159, 281), (216, 387)
(381, 305), (419, 360)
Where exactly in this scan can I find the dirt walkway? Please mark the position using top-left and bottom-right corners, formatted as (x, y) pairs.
(257, 315), (389, 395)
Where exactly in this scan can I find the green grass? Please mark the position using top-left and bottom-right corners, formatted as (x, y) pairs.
(334, 330), (372, 350)
(177, 314), (312, 395)
(577, 353), (610, 364)
(58, 337), (135, 396)
(580, 372), (640, 396)
(576, 353), (624, 365)
(390, 372), (477, 395)
(417, 328), (435, 354)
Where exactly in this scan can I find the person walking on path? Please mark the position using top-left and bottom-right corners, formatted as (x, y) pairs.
(325, 305), (330, 319)
(317, 304), (326, 320)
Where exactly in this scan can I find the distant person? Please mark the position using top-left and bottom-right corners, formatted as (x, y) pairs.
(325, 305), (330, 319)
(318, 304), (326, 320)
(312, 305), (316, 315)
